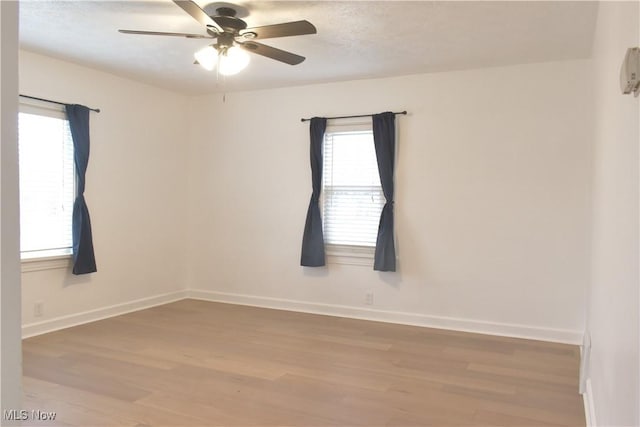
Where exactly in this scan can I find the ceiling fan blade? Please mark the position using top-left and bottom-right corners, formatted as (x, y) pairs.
(239, 41), (305, 65)
(240, 20), (317, 40)
(173, 0), (223, 33)
(119, 29), (213, 39)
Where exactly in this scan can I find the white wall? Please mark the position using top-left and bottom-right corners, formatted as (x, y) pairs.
(1, 1), (23, 421)
(186, 59), (593, 342)
(19, 51), (190, 329)
(588, 2), (639, 426)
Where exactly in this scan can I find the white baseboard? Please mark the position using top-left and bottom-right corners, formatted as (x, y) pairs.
(21, 288), (583, 345)
(22, 290), (188, 339)
(187, 289), (583, 345)
(583, 378), (597, 427)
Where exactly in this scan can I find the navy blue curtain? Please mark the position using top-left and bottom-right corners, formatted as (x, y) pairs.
(66, 104), (97, 275)
(300, 117), (327, 266)
(372, 112), (396, 271)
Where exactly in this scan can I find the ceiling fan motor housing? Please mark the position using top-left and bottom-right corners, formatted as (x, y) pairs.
(208, 7), (247, 34)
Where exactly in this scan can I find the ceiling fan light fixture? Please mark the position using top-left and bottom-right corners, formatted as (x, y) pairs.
(194, 45), (217, 71)
(218, 46), (250, 76)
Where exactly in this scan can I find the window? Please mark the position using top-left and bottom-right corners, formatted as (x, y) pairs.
(18, 104), (75, 260)
(322, 126), (384, 257)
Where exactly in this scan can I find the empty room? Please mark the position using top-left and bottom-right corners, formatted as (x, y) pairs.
(0, 0), (638, 426)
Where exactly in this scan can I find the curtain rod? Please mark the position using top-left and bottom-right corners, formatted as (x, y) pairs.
(19, 94), (101, 113)
(300, 111), (407, 122)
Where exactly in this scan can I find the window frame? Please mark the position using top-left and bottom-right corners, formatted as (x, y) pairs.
(18, 100), (75, 270)
(321, 121), (384, 266)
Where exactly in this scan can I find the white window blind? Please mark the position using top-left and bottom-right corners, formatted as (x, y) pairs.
(322, 129), (384, 248)
(18, 107), (74, 257)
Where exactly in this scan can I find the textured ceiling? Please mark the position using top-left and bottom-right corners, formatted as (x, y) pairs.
(19, 1), (599, 95)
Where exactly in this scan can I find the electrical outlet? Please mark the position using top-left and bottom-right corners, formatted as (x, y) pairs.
(34, 301), (44, 318)
(365, 292), (374, 305)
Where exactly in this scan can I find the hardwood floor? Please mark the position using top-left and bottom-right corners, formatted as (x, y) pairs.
(22, 299), (585, 426)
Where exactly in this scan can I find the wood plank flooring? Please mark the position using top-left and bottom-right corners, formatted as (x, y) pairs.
(22, 299), (585, 426)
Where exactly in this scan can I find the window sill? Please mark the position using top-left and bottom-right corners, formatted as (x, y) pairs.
(21, 250), (72, 273)
(326, 245), (374, 267)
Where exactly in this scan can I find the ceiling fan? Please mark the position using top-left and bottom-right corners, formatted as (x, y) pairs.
(119, 0), (317, 75)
